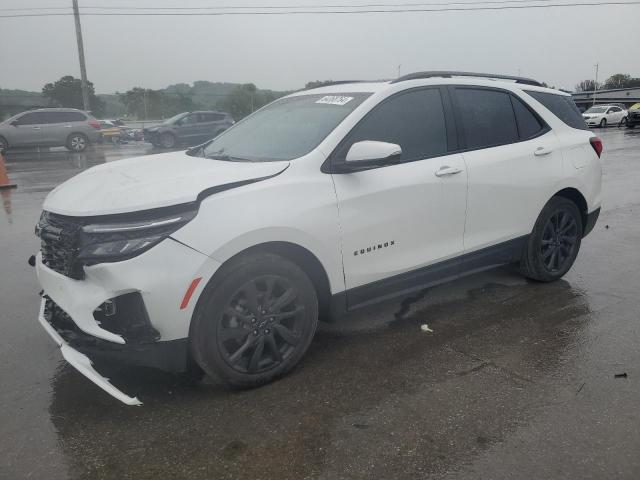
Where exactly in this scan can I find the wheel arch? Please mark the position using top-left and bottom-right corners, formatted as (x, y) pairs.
(553, 187), (588, 230)
(199, 241), (333, 323)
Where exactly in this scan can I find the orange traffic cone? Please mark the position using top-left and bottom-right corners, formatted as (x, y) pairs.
(0, 148), (17, 190)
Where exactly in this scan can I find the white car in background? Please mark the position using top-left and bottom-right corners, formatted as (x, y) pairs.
(34, 71), (603, 405)
(582, 105), (627, 128)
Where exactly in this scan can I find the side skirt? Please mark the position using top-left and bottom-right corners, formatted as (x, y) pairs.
(328, 235), (528, 320)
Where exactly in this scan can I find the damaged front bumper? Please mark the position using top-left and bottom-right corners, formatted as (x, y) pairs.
(34, 237), (221, 405)
(38, 298), (143, 406)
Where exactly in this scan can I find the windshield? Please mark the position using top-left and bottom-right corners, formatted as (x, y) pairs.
(163, 112), (187, 124)
(585, 107), (607, 114)
(202, 93), (371, 162)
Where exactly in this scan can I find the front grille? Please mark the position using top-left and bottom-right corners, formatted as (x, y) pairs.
(37, 212), (84, 280)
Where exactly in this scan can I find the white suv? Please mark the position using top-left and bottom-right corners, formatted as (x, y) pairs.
(35, 72), (603, 405)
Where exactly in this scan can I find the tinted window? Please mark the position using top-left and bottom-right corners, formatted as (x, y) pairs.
(455, 88), (518, 150)
(511, 96), (545, 140)
(525, 91), (587, 130)
(336, 88), (447, 163)
(200, 113), (224, 122)
(15, 112), (44, 125)
(39, 111), (86, 124)
(179, 114), (199, 125)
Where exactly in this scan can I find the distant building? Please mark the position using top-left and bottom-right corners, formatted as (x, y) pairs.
(572, 87), (640, 112)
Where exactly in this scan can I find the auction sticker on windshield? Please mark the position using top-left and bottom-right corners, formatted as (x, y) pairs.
(315, 95), (354, 106)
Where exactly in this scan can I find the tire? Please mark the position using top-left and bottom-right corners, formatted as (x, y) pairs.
(0, 136), (8, 152)
(66, 133), (88, 152)
(520, 197), (583, 282)
(619, 117), (628, 127)
(158, 132), (177, 149)
(190, 253), (319, 388)
(627, 123), (636, 129)
(599, 118), (607, 128)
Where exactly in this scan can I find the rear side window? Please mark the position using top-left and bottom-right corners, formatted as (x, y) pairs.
(511, 96), (545, 140)
(525, 91), (587, 130)
(201, 113), (224, 122)
(40, 111), (87, 123)
(455, 88), (519, 150)
(336, 88), (448, 163)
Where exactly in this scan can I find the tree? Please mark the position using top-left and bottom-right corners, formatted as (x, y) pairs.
(216, 83), (274, 120)
(603, 73), (640, 89)
(119, 88), (197, 119)
(574, 79), (601, 92)
(42, 75), (105, 116)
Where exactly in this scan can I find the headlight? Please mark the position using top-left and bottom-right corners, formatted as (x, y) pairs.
(77, 206), (197, 264)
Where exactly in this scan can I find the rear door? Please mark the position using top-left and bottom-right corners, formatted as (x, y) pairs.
(39, 111), (85, 145)
(330, 87), (468, 304)
(451, 86), (562, 253)
(198, 112), (225, 141)
(7, 112), (44, 146)
(174, 113), (201, 144)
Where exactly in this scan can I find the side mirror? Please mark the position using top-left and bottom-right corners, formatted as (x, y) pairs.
(344, 140), (402, 168)
(10, 121), (18, 127)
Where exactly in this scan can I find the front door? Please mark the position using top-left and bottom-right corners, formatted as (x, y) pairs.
(329, 87), (467, 307)
(8, 111), (44, 147)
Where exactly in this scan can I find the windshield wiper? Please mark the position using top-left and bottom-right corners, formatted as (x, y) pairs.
(205, 154), (251, 162)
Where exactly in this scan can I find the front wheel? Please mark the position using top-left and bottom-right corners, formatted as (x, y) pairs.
(520, 197), (583, 282)
(66, 133), (88, 152)
(190, 253), (319, 388)
(599, 118), (607, 128)
(158, 132), (177, 149)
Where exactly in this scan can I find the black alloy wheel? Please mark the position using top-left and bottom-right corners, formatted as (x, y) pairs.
(218, 275), (306, 374)
(190, 253), (318, 387)
(520, 196), (583, 282)
(539, 208), (579, 274)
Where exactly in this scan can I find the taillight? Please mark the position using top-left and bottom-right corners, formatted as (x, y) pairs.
(88, 120), (101, 130)
(590, 137), (603, 158)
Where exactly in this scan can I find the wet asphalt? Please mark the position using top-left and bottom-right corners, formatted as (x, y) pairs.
(1, 129), (640, 479)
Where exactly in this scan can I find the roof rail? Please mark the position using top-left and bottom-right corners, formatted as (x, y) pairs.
(304, 80), (370, 90)
(391, 71), (543, 87)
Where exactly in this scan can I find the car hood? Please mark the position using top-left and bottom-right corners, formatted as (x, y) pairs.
(43, 151), (290, 216)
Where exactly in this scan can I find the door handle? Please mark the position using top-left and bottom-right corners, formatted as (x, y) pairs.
(435, 165), (462, 177)
(32, 127), (41, 130)
(64, 125), (72, 128)
(534, 146), (553, 156)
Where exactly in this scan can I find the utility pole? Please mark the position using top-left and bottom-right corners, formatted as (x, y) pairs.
(72, 0), (90, 111)
(592, 63), (599, 107)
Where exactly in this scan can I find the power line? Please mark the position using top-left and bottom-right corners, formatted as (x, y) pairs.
(1, 1), (639, 17)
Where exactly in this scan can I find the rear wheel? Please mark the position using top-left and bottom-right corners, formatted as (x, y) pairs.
(520, 197), (583, 282)
(599, 118), (607, 128)
(619, 117), (628, 127)
(190, 253), (318, 388)
(66, 133), (88, 152)
(0, 136), (8, 152)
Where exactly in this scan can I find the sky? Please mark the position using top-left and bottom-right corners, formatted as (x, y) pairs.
(0, 0), (639, 94)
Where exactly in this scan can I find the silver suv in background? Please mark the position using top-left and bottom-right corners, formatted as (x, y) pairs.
(0, 108), (101, 152)
(143, 111), (234, 148)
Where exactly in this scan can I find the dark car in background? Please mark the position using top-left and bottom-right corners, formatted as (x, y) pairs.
(627, 103), (640, 129)
(143, 111), (234, 148)
(0, 108), (101, 152)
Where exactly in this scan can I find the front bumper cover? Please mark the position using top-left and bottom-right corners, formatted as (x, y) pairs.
(39, 298), (143, 406)
(35, 237), (221, 405)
